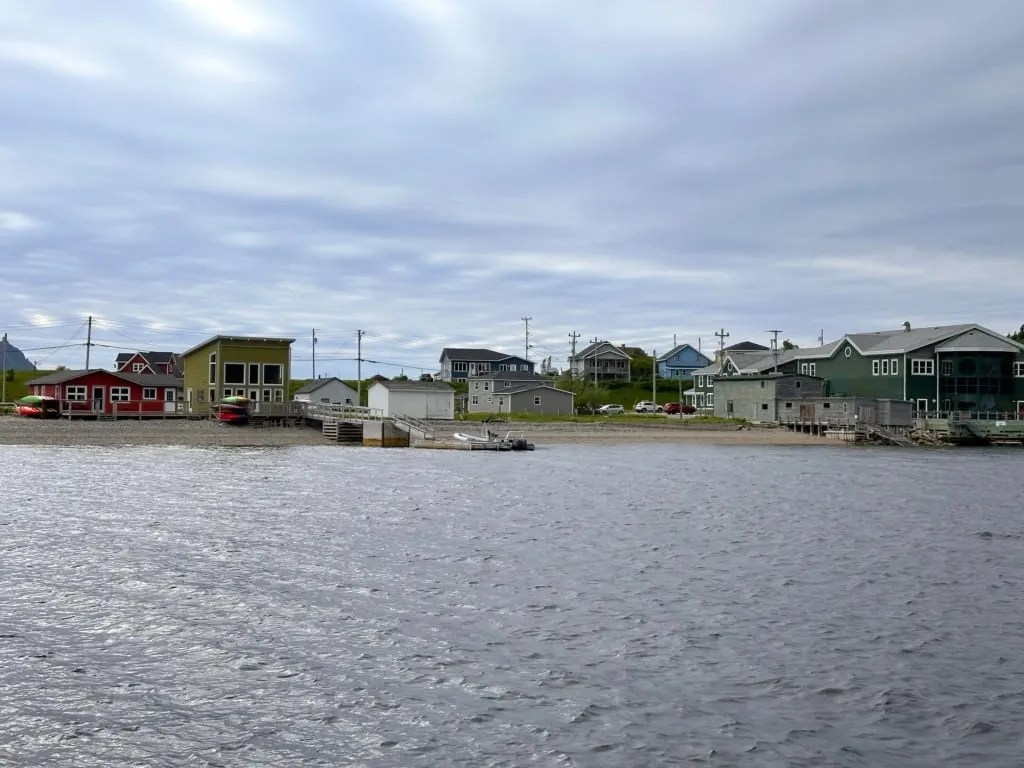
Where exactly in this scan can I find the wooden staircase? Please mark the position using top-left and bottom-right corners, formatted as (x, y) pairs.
(322, 421), (363, 443)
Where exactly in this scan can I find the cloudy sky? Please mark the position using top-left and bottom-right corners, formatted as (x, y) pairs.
(2, 0), (1023, 377)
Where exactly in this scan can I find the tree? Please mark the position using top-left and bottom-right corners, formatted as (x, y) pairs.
(557, 376), (608, 414)
(1009, 325), (1024, 343)
(782, 339), (798, 350)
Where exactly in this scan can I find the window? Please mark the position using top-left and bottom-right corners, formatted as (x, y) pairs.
(248, 363), (260, 385)
(696, 394), (704, 407)
(881, 359), (889, 375)
(809, 363), (816, 376)
(224, 363), (245, 385)
(453, 362), (467, 372)
(761, 403), (768, 410)
(890, 359), (898, 376)
(478, 363), (490, 372)
(224, 389), (234, 398)
(696, 375), (703, 388)
(707, 393), (714, 406)
(503, 381), (511, 388)
(142, 388), (157, 400)
(941, 360), (953, 376)
(471, 395), (479, 405)
(473, 382), (480, 391)
(534, 395), (541, 405)
(274, 389), (283, 402)
(823, 402), (831, 409)
(66, 385), (86, 400)
(262, 390), (271, 402)
(483, 382), (490, 391)
(1015, 362), (1024, 377)
(842, 403), (848, 413)
(110, 387), (130, 402)
(800, 363), (809, 375)
(872, 360), (880, 376)
(785, 401), (793, 408)
(249, 390), (257, 401)
(911, 359), (935, 375)
(521, 364), (530, 371)
(209, 353), (217, 384)
(235, 389), (245, 396)
(132, 362), (146, 373)
(844, 346), (852, 358)
(262, 364), (283, 385)
(795, 381), (801, 389)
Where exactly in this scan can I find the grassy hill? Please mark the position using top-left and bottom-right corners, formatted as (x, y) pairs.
(2, 369), (52, 403)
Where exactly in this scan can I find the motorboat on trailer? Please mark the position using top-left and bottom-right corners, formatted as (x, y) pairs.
(14, 395), (59, 418)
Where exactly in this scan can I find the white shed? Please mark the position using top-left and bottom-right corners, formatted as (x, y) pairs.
(367, 380), (455, 419)
(293, 377), (358, 405)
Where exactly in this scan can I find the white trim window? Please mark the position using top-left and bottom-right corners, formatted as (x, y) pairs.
(890, 359), (898, 376)
(941, 359), (953, 376)
(132, 362), (146, 373)
(65, 385), (87, 400)
(1014, 362), (1024, 378)
(209, 352), (217, 384)
(471, 395), (479, 405)
(881, 359), (889, 375)
(521, 364), (530, 371)
(696, 375), (704, 388)
(911, 359), (935, 375)
(142, 388), (157, 400)
(872, 360), (880, 376)
(262, 364), (283, 386)
(224, 362), (246, 385)
(453, 362), (468, 372)
(809, 363), (817, 376)
(707, 393), (714, 406)
(110, 387), (131, 402)
(800, 363), (809, 375)
(533, 395), (541, 405)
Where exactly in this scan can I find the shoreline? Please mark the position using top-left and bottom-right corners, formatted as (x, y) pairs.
(0, 416), (841, 448)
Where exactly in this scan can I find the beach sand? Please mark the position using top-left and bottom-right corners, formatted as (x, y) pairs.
(0, 415), (838, 448)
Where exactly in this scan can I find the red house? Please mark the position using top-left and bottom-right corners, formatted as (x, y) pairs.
(25, 369), (183, 416)
(114, 351), (181, 376)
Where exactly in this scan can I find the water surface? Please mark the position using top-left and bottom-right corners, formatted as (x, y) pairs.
(2, 444), (1022, 766)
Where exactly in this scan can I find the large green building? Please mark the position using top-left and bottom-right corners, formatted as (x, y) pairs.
(181, 335), (295, 414)
(692, 324), (1024, 415)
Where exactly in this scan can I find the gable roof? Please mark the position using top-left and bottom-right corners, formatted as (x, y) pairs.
(115, 350), (178, 366)
(469, 371), (550, 382)
(725, 341), (769, 352)
(372, 380), (454, 392)
(574, 341), (631, 359)
(619, 345), (648, 358)
(181, 335), (295, 358)
(25, 369), (182, 388)
(439, 347), (526, 364)
(294, 377), (355, 395)
(657, 343), (711, 363)
(841, 323), (1023, 356)
(504, 384), (576, 396)
(935, 329), (1024, 354)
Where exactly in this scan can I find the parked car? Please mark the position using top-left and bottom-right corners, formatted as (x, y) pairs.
(663, 402), (682, 414)
(680, 404), (697, 415)
(634, 401), (663, 413)
(597, 403), (624, 415)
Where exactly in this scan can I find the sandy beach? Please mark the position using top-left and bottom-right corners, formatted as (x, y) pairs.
(0, 415), (837, 447)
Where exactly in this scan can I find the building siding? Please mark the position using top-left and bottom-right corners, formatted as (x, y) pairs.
(182, 338), (292, 414)
(368, 385), (455, 419)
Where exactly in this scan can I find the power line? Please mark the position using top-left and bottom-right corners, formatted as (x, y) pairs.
(521, 316), (532, 362)
(568, 331), (579, 382)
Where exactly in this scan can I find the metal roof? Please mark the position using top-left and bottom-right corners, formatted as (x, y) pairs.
(439, 347), (524, 363)
(180, 335), (295, 358)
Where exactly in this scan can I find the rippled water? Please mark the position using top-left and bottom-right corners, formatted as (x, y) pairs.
(2, 444), (1023, 766)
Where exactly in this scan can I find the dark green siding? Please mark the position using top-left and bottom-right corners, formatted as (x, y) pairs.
(814, 342), (903, 400)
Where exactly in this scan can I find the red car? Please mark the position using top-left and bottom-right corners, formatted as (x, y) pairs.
(663, 402), (682, 414)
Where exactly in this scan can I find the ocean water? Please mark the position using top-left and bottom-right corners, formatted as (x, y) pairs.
(1, 443), (1023, 767)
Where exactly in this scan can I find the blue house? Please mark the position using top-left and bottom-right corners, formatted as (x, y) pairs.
(657, 344), (711, 378)
(438, 347), (534, 382)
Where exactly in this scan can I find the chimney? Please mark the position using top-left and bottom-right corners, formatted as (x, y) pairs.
(903, 321), (911, 332)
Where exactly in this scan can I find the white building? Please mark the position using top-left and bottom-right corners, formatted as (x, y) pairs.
(367, 380), (455, 419)
(293, 377), (359, 405)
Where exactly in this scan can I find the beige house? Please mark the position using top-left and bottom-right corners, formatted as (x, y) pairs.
(569, 340), (631, 382)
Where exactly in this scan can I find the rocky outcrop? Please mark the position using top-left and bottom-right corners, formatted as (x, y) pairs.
(1, 338), (35, 371)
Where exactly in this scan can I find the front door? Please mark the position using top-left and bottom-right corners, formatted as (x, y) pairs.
(164, 388), (177, 413)
(1017, 401), (1024, 419)
(91, 386), (104, 413)
(916, 398), (929, 416)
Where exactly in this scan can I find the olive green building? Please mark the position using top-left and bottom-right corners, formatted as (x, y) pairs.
(181, 335), (295, 414)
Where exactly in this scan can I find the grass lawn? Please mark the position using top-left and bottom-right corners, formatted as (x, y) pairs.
(2, 369), (53, 403)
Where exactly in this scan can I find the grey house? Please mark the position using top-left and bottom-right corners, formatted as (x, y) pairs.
(467, 371), (572, 414)
(569, 340), (631, 382)
(712, 373), (824, 422)
(293, 377), (358, 404)
(438, 348), (534, 382)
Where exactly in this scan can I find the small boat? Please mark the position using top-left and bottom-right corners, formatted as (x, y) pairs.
(214, 399), (249, 425)
(14, 395), (59, 418)
(453, 431), (494, 443)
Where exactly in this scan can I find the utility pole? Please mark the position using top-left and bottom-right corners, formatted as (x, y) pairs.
(311, 329), (318, 380)
(568, 331), (579, 381)
(85, 315), (93, 369)
(1, 332), (7, 404)
(521, 316), (532, 361)
(652, 348), (657, 405)
(590, 336), (600, 388)
(818, 329), (825, 346)
(356, 329), (364, 404)
(714, 327), (729, 363)
(766, 329), (783, 373)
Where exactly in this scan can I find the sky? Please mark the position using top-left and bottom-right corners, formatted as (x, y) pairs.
(2, 0), (1024, 378)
